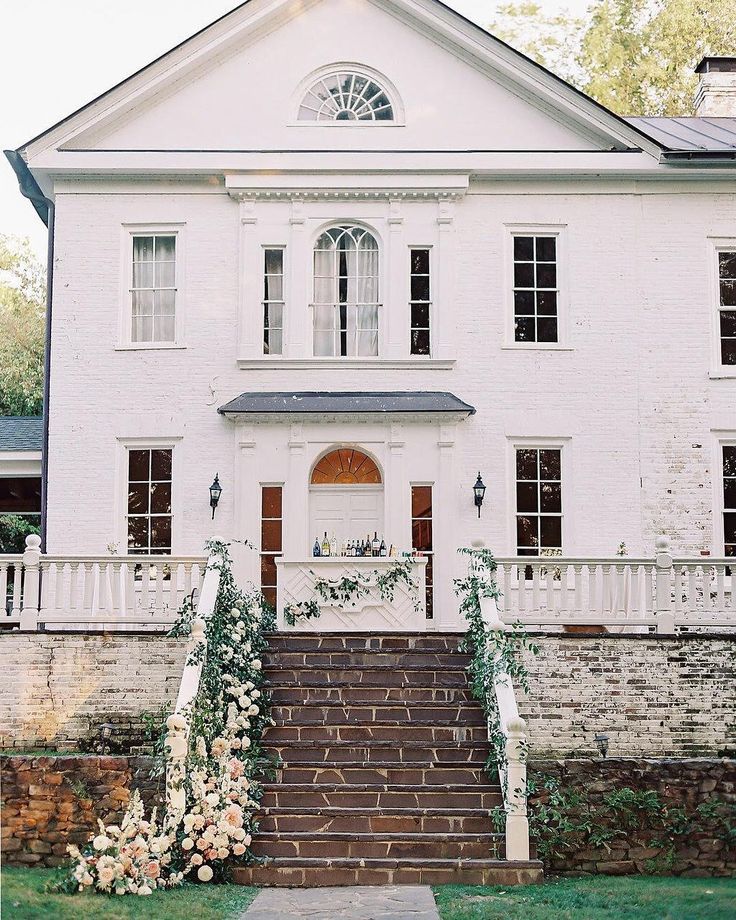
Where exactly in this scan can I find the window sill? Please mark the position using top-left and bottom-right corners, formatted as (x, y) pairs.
(709, 369), (736, 379)
(501, 343), (573, 352)
(115, 344), (187, 352)
(236, 357), (456, 369)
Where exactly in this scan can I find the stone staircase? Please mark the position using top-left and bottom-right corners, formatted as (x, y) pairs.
(233, 633), (543, 886)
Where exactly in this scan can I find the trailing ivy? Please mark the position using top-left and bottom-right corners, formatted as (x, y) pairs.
(284, 558), (419, 625)
(490, 773), (736, 872)
(454, 547), (538, 783)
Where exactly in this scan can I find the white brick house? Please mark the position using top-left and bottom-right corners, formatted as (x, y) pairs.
(6, 0), (736, 631)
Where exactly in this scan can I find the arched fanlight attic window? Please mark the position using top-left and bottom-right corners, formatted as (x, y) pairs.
(311, 448), (382, 484)
(298, 70), (395, 121)
(313, 225), (380, 357)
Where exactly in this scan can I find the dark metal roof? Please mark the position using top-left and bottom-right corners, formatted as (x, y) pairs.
(696, 57), (736, 74)
(626, 117), (736, 152)
(219, 391), (476, 416)
(0, 417), (43, 451)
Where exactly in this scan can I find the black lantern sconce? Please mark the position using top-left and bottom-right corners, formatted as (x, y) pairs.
(594, 733), (609, 759)
(209, 474), (222, 519)
(473, 472), (486, 518)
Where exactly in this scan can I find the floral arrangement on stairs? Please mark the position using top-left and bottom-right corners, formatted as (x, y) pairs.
(56, 539), (276, 896)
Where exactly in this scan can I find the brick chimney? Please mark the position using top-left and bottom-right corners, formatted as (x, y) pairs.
(695, 57), (736, 116)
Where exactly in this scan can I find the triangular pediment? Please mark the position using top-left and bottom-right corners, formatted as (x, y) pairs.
(21, 0), (661, 165)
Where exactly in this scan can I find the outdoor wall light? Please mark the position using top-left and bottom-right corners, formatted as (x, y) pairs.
(594, 733), (609, 759)
(209, 474), (222, 519)
(98, 722), (115, 755)
(473, 472), (487, 518)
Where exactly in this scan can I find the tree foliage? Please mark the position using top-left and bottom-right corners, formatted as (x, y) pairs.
(491, 0), (736, 116)
(0, 234), (45, 417)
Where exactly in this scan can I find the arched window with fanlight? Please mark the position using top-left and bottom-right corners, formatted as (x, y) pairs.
(298, 70), (394, 121)
(313, 226), (380, 357)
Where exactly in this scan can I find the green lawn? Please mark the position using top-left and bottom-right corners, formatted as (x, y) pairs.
(433, 877), (736, 920)
(1, 868), (257, 920)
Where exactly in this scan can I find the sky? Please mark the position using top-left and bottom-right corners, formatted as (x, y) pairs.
(1, 0), (593, 261)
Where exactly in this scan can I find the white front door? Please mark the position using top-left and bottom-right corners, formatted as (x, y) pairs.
(309, 485), (384, 549)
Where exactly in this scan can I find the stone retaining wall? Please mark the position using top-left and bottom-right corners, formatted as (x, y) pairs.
(528, 758), (736, 877)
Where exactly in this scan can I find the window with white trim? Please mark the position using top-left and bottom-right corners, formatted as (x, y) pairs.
(313, 226), (379, 357)
(410, 248), (431, 356)
(131, 235), (176, 343)
(263, 248), (284, 356)
(723, 445), (736, 558)
(717, 250), (736, 366)
(513, 235), (558, 343)
(298, 71), (394, 121)
(515, 447), (562, 556)
(126, 448), (172, 554)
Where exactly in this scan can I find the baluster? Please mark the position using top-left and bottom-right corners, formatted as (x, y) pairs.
(155, 563), (165, 618)
(183, 563), (193, 600)
(502, 563), (511, 617)
(82, 562), (94, 615)
(125, 562), (136, 614)
(559, 564), (569, 616)
(615, 563), (627, 618)
(141, 563), (151, 617)
(573, 564), (583, 621)
(686, 564), (697, 616)
(168, 562), (179, 616)
(98, 561), (109, 614)
(0, 562), (8, 618)
(68, 562), (79, 614)
(11, 564), (22, 619)
(673, 565), (684, 613)
(630, 564), (640, 615)
(517, 563), (526, 612)
(531, 564), (541, 613)
(110, 561), (122, 617)
(544, 566), (555, 614)
(601, 564), (612, 615)
(715, 563), (726, 612)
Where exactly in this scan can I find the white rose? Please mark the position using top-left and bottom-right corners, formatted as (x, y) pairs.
(238, 696), (249, 708)
(251, 690), (261, 699)
(205, 793), (219, 807)
(93, 835), (111, 851)
(252, 659), (262, 671)
(244, 834), (252, 846)
(190, 853), (203, 866)
(245, 681), (254, 690)
(241, 737), (251, 749)
(97, 867), (115, 887)
(181, 838), (194, 851)
(248, 704), (259, 716)
(197, 865), (214, 882)
(138, 884), (153, 896)
(217, 847), (229, 859)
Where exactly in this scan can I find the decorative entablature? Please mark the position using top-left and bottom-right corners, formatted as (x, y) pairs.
(223, 173), (470, 203)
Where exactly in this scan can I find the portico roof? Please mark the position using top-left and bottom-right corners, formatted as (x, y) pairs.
(218, 391), (475, 417)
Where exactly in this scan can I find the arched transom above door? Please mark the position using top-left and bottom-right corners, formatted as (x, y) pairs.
(311, 448), (382, 485)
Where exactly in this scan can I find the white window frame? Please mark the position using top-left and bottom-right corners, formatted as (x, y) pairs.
(118, 224), (186, 350)
(507, 437), (571, 556)
(713, 434), (736, 558)
(502, 224), (571, 350)
(408, 245), (433, 358)
(289, 63), (405, 127)
(709, 238), (736, 378)
(114, 437), (182, 553)
(262, 245), (286, 357)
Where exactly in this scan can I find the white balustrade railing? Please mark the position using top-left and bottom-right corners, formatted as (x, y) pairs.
(1, 535), (206, 630)
(493, 537), (734, 631)
(164, 547), (222, 827)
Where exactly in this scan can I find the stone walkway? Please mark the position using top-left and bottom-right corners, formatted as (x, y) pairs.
(241, 885), (441, 920)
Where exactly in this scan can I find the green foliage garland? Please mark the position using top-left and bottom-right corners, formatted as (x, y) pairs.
(284, 558), (419, 625)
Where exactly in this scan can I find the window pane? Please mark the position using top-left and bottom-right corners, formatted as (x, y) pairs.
(537, 291), (557, 316)
(132, 314), (153, 343)
(155, 236), (176, 261)
(719, 251), (736, 280)
(265, 249), (283, 274)
(721, 338), (736, 365)
(150, 482), (172, 515)
(261, 519), (282, 552)
(155, 260), (175, 288)
(127, 517), (149, 551)
(724, 512), (736, 543)
(536, 237), (556, 261)
(262, 486), (283, 518)
(537, 318), (558, 342)
(133, 236), (154, 261)
(514, 291), (534, 315)
(514, 236), (534, 260)
(516, 481), (538, 513)
(151, 516), (172, 549)
(724, 478), (736, 509)
(724, 446), (736, 477)
(536, 263), (557, 288)
(154, 313), (175, 342)
(129, 450), (150, 481)
(514, 263), (535, 287)
(128, 483), (149, 515)
(515, 317), (535, 342)
(412, 519), (432, 551)
(412, 486), (432, 518)
(265, 274), (284, 301)
(261, 554), (277, 586)
(411, 329), (430, 355)
(540, 449), (561, 480)
(132, 261), (153, 289)
(516, 449), (538, 480)
(517, 516), (538, 548)
(410, 276), (430, 301)
(540, 481), (562, 512)
(720, 311), (736, 337)
(411, 303), (430, 327)
(411, 249), (430, 273)
(540, 516), (562, 547)
(151, 449), (172, 480)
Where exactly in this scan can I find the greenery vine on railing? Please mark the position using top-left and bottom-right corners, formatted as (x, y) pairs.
(454, 547), (538, 781)
(284, 558), (419, 625)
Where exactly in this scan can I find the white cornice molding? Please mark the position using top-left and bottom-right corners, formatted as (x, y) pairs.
(224, 172), (470, 201)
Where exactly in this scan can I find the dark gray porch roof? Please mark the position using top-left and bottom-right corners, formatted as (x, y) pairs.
(0, 417), (43, 451)
(219, 391), (475, 416)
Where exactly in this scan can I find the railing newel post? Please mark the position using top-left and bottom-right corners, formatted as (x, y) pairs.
(655, 535), (675, 634)
(504, 715), (530, 862)
(20, 534), (42, 631)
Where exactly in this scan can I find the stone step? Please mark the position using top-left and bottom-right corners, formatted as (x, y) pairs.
(265, 741), (489, 764)
(270, 703), (486, 726)
(264, 651), (470, 670)
(265, 723), (486, 743)
(270, 684), (475, 705)
(265, 632), (466, 652)
(265, 666), (469, 688)
(232, 857), (544, 887)
(256, 807), (498, 835)
(260, 784), (502, 810)
(276, 762), (490, 785)
(250, 831), (503, 860)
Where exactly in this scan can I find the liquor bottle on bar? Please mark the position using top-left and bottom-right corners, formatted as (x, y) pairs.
(321, 532), (330, 556)
(379, 538), (387, 557)
(330, 533), (338, 557)
(372, 532), (380, 556)
(313, 537), (321, 557)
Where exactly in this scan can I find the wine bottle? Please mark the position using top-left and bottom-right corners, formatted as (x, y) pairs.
(322, 532), (330, 557)
(379, 538), (387, 557)
(372, 531), (380, 557)
(313, 537), (321, 557)
(330, 533), (338, 557)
